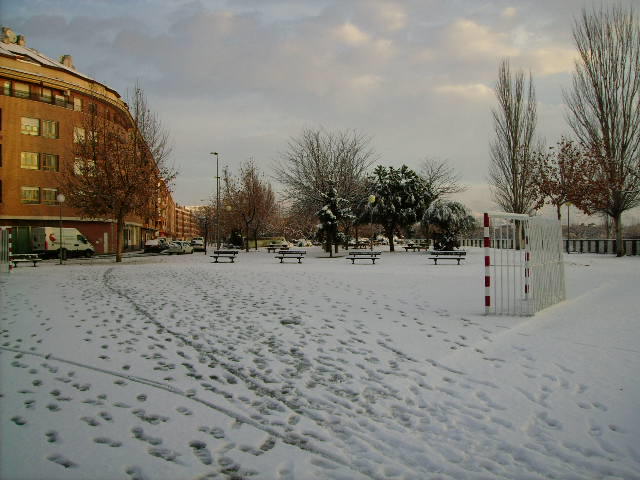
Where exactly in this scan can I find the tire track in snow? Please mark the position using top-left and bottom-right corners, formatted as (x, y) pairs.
(101, 267), (383, 479)
(0, 343), (363, 476)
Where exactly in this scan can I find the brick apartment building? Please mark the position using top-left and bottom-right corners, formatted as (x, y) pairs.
(0, 27), (200, 253)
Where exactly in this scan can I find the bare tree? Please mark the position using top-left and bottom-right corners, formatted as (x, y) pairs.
(275, 128), (375, 217)
(192, 204), (215, 254)
(223, 160), (276, 251)
(564, 6), (640, 256)
(419, 158), (466, 200)
(489, 59), (539, 216)
(60, 86), (174, 262)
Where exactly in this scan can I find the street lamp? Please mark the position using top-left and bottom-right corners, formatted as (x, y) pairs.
(210, 152), (220, 249)
(566, 202), (571, 254)
(56, 193), (65, 264)
(368, 194), (376, 250)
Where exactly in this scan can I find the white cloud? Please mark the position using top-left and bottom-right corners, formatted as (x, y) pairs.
(373, 1), (407, 31)
(502, 7), (517, 18)
(334, 22), (370, 46)
(447, 19), (519, 59)
(349, 74), (383, 91)
(434, 83), (493, 101)
(529, 47), (577, 76)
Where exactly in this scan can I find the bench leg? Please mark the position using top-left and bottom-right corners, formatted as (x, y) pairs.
(372, 259), (376, 264)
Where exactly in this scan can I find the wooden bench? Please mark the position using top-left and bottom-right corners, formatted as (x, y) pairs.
(210, 250), (239, 263)
(10, 254), (42, 267)
(275, 249), (306, 263)
(346, 251), (382, 264)
(428, 250), (466, 265)
(403, 244), (428, 252)
(267, 245), (288, 253)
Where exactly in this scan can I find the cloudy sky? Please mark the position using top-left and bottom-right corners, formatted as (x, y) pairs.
(2, 0), (636, 216)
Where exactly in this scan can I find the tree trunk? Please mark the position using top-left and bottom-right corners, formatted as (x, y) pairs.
(614, 213), (625, 257)
(385, 225), (395, 252)
(556, 205), (562, 221)
(116, 215), (125, 263)
(203, 223), (208, 255)
(253, 229), (258, 250)
(244, 224), (250, 252)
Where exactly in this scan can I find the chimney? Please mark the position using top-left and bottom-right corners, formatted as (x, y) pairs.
(16, 34), (26, 46)
(60, 54), (75, 69)
(1, 27), (17, 44)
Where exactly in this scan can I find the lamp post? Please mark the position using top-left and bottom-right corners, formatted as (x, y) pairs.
(56, 193), (65, 264)
(368, 194), (376, 250)
(566, 202), (570, 254)
(210, 152), (220, 249)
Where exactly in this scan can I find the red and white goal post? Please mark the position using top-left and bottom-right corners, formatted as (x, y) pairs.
(483, 212), (565, 316)
(1, 226), (12, 273)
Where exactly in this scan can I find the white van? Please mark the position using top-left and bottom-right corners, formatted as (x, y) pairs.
(32, 227), (95, 258)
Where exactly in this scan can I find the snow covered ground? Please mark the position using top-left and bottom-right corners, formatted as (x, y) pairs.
(1, 247), (639, 480)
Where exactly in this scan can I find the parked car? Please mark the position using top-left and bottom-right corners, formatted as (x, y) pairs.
(190, 237), (205, 252)
(144, 237), (169, 253)
(163, 241), (194, 255)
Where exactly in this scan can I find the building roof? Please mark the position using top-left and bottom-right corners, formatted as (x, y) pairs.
(0, 40), (93, 81)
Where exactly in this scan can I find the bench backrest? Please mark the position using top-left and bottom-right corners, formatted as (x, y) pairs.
(279, 250), (306, 254)
(349, 251), (381, 255)
(213, 250), (238, 254)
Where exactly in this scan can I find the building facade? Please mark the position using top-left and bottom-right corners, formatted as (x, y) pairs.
(0, 27), (199, 253)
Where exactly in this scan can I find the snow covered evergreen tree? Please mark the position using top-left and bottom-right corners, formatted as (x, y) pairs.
(423, 200), (476, 250)
(317, 186), (354, 256)
(369, 165), (432, 251)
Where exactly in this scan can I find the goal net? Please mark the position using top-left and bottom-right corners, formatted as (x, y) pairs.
(483, 212), (565, 316)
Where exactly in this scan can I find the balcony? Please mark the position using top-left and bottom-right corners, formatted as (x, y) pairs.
(1, 88), (75, 109)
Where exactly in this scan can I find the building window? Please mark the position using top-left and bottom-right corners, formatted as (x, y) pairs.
(41, 153), (59, 172)
(20, 152), (40, 170)
(73, 97), (83, 112)
(2, 81), (10, 95)
(88, 103), (97, 114)
(14, 82), (30, 98)
(41, 88), (52, 103)
(42, 120), (59, 139)
(21, 186), (40, 204)
(73, 127), (85, 143)
(21, 117), (40, 135)
(74, 157), (95, 175)
(54, 94), (66, 107)
(42, 188), (58, 205)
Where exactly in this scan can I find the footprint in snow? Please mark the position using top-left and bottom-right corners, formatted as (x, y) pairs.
(47, 453), (76, 469)
(189, 440), (213, 465)
(94, 436), (122, 447)
(11, 416), (27, 426)
(125, 465), (149, 480)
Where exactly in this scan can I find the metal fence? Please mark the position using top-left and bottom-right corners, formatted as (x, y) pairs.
(461, 237), (640, 255)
